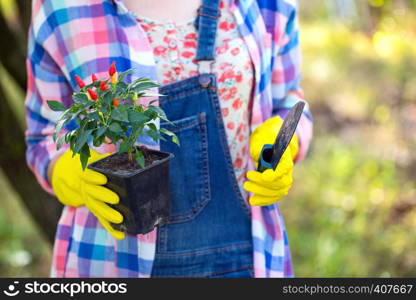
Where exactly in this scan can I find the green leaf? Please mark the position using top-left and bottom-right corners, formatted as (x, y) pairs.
(69, 131), (77, 151)
(111, 106), (129, 122)
(123, 103), (135, 110)
(92, 132), (106, 147)
(144, 108), (157, 120)
(128, 110), (149, 123)
(147, 123), (157, 131)
(172, 134), (180, 146)
(130, 78), (149, 86)
(146, 105), (169, 121)
(64, 132), (71, 143)
(131, 123), (145, 136)
(143, 92), (164, 98)
(54, 119), (67, 141)
(81, 101), (95, 110)
(160, 128), (173, 136)
(47, 100), (66, 111)
(105, 130), (119, 144)
(78, 117), (89, 130)
(89, 112), (101, 121)
(92, 80), (102, 88)
(146, 128), (163, 143)
(160, 128), (180, 145)
(109, 122), (123, 133)
(116, 81), (128, 91)
(119, 139), (135, 153)
(79, 144), (91, 170)
(151, 105), (167, 118)
(102, 90), (113, 106)
(60, 107), (73, 119)
(118, 69), (134, 82)
(68, 105), (89, 122)
(135, 105), (144, 113)
(96, 126), (107, 137)
(133, 81), (159, 92)
(56, 135), (65, 150)
(72, 93), (89, 104)
(73, 129), (92, 154)
(101, 105), (109, 114)
(86, 120), (99, 131)
(135, 150), (145, 168)
(92, 137), (100, 147)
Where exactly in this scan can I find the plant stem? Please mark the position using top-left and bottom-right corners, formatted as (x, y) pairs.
(128, 150), (134, 164)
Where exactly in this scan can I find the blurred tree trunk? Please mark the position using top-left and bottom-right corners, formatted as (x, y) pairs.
(0, 0), (62, 243)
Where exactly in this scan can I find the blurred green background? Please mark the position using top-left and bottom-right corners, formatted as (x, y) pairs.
(0, 0), (415, 277)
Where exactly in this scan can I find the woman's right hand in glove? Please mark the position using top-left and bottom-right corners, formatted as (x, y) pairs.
(51, 149), (125, 240)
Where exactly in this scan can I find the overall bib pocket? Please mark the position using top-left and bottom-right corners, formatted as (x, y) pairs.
(160, 112), (211, 223)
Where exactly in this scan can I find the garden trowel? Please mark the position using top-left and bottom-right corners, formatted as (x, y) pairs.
(257, 101), (305, 173)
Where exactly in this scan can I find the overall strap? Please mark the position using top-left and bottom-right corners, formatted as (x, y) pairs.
(195, 0), (221, 73)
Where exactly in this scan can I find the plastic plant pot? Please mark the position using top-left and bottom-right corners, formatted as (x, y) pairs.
(88, 148), (174, 235)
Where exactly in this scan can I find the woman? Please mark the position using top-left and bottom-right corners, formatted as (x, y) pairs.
(25, 0), (313, 278)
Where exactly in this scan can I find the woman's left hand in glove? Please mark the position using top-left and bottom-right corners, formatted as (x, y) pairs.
(243, 116), (299, 206)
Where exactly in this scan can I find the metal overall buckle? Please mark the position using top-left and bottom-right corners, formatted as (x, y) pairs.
(198, 60), (214, 87)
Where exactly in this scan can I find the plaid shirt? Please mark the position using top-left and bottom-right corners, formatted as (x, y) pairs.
(25, 0), (313, 278)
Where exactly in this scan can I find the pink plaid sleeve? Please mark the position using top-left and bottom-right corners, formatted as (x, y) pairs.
(270, 1), (313, 161)
(25, 2), (71, 194)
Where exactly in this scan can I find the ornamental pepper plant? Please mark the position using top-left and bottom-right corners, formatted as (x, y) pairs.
(47, 62), (179, 170)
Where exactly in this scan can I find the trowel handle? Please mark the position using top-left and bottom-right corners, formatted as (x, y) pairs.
(257, 144), (274, 173)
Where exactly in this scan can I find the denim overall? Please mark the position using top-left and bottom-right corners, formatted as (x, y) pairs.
(151, 0), (253, 277)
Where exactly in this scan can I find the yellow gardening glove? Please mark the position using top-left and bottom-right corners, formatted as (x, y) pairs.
(243, 116), (299, 206)
(52, 149), (125, 239)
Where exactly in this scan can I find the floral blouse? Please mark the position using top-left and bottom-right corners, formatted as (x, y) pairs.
(135, 0), (254, 196)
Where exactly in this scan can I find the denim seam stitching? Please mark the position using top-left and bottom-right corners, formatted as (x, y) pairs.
(161, 118), (200, 132)
(208, 83), (252, 217)
(156, 242), (253, 257)
(158, 74), (216, 93)
(159, 75), (201, 91)
(157, 266), (254, 278)
(197, 266), (253, 278)
(167, 112), (211, 223)
(159, 87), (217, 103)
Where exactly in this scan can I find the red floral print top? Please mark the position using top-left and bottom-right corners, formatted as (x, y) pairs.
(136, 0), (254, 196)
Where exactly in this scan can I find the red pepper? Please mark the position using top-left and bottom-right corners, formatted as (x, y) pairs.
(112, 97), (119, 107)
(91, 73), (98, 82)
(87, 88), (98, 101)
(100, 81), (108, 91)
(74, 75), (85, 89)
(109, 61), (117, 76)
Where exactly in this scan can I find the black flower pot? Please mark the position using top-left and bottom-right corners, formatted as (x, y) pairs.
(88, 149), (174, 235)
